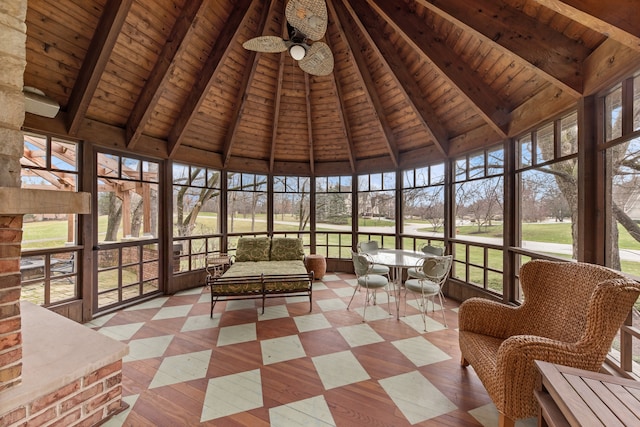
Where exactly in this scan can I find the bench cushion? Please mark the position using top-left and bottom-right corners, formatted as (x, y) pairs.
(235, 237), (271, 262)
(270, 237), (305, 261)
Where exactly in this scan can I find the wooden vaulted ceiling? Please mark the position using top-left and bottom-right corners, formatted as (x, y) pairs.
(23, 0), (640, 176)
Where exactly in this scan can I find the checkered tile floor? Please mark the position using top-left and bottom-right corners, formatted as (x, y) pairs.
(86, 273), (536, 426)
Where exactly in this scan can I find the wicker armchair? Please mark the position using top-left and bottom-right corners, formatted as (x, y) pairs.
(458, 259), (640, 427)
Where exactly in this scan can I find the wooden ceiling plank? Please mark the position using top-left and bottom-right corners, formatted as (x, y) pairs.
(347, 0), (450, 156)
(126, 0), (209, 149)
(329, 0), (399, 168)
(414, 0), (586, 96)
(223, 0), (278, 168)
(532, 0), (640, 52)
(167, 0), (255, 157)
(66, 0), (133, 136)
(368, 0), (510, 138)
(304, 73), (315, 175)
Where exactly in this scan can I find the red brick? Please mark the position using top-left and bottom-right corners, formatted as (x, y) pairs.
(0, 331), (21, 350)
(0, 273), (20, 290)
(0, 346), (21, 366)
(0, 372), (21, 393)
(0, 243), (20, 258)
(0, 259), (19, 274)
(105, 372), (122, 389)
(60, 382), (103, 413)
(0, 216), (22, 229)
(106, 398), (125, 415)
(0, 316), (20, 334)
(74, 410), (104, 427)
(48, 408), (81, 427)
(30, 379), (81, 413)
(0, 287), (21, 304)
(0, 361), (21, 382)
(26, 407), (56, 427)
(0, 406), (26, 427)
(83, 360), (122, 386)
(0, 229), (22, 243)
(85, 384), (121, 413)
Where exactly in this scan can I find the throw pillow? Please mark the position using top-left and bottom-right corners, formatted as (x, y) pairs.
(270, 237), (305, 261)
(235, 237), (271, 262)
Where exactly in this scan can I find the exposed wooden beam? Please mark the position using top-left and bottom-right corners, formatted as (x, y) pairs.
(305, 73), (315, 175)
(414, 0), (586, 97)
(126, 0), (209, 149)
(66, 0), (133, 136)
(583, 39), (640, 96)
(167, 0), (254, 157)
(368, 0), (510, 138)
(532, 0), (640, 52)
(329, 0), (399, 168)
(222, 0), (276, 168)
(269, 53), (287, 174)
(348, 0), (450, 156)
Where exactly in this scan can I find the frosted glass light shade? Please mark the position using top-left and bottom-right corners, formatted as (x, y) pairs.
(289, 44), (306, 61)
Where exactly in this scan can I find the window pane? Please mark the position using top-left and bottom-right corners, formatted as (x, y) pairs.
(635, 75), (640, 131)
(608, 136), (640, 274)
(431, 163), (445, 184)
(487, 148), (504, 176)
(273, 176), (311, 231)
(605, 85), (623, 142)
(454, 177), (504, 243)
(468, 153), (485, 179)
(560, 112), (578, 157)
(536, 123), (554, 165)
(519, 135), (532, 168)
(403, 185), (444, 235)
(519, 158), (577, 259)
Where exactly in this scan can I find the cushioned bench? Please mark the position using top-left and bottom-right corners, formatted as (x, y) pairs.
(207, 237), (314, 316)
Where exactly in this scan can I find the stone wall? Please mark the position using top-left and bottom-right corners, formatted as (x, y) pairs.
(0, 0), (27, 391)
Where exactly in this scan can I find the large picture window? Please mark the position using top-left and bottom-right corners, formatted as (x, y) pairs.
(172, 164), (222, 272)
(20, 133), (80, 306)
(516, 112), (578, 263)
(227, 172), (267, 235)
(357, 172), (396, 247)
(315, 176), (353, 258)
(273, 176), (310, 232)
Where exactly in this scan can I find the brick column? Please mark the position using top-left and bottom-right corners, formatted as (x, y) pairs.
(0, 0), (27, 391)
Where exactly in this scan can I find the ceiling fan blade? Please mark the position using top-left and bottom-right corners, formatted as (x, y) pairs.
(242, 36), (288, 53)
(298, 42), (333, 76)
(285, 0), (328, 41)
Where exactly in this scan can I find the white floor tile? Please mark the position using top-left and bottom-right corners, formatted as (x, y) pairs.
(353, 304), (393, 321)
(149, 350), (212, 389)
(259, 304), (289, 321)
(294, 313), (332, 333)
(400, 313), (446, 333)
(333, 286), (358, 298)
(124, 297), (168, 310)
(151, 304), (193, 320)
(320, 274), (341, 282)
(98, 322), (145, 341)
(338, 323), (384, 347)
(201, 369), (263, 422)
(379, 371), (457, 424)
(261, 335), (306, 365)
(312, 282), (329, 291)
(226, 299), (258, 311)
(392, 336), (451, 367)
(217, 323), (257, 346)
(181, 313), (221, 332)
(124, 335), (174, 362)
(316, 298), (347, 312)
(468, 403), (537, 427)
(285, 295), (310, 305)
(312, 350), (370, 390)
(269, 395), (336, 427)
(84, 312), (115, 328)
(176, 286), (205, 296)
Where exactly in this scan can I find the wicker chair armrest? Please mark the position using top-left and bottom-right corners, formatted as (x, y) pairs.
(458, 297), (520, 339)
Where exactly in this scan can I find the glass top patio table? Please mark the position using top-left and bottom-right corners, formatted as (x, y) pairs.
(368, 249), (428, 268)
(367, 249), (433, 319)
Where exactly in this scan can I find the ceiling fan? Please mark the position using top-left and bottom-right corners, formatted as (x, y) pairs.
(242, 0), (334, 76)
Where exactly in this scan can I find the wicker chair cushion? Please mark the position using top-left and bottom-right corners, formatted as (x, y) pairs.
(235, 237), (271, 262)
